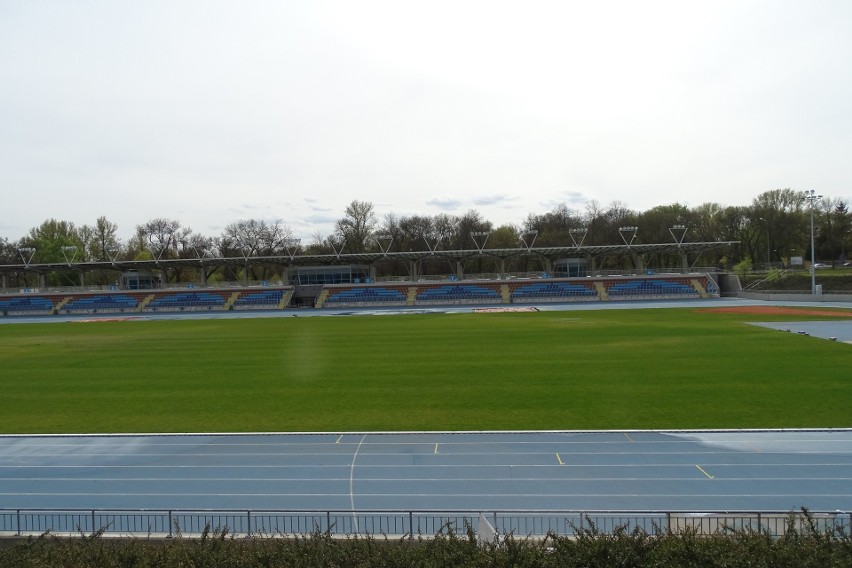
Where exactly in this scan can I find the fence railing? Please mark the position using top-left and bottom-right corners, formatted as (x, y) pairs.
(1, 509), (849, 539)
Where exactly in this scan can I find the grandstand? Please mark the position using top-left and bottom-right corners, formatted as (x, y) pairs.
(415, 284), (502, 305)
(510, 281), (598, 303)
(0, 275), (719, 317)
(232, 289), (287, 310)
(605, 277), (699, 300)
(0, 295), (55, 315)
(323, 286), (408, 307)
(60, 294), (141, 313)
(146, 291), (228, 311)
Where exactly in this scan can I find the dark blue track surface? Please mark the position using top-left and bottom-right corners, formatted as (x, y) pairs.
(2, 431), (851, 512)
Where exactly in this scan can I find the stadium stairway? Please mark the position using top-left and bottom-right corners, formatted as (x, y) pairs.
(137, 294), (155, 312)
(315, 289), (330, 308)
(690, 278), (709, 298)
(406, 287), (417, 306)
(594, 281), (609, 300)
(279, 289), (294, 309)
(53, 296), (72, 312)
(224, 291), (240, 310)
(500, 284), (511, 304)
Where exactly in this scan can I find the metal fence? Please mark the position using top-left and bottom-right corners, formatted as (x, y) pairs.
(1, 509), (849, 539)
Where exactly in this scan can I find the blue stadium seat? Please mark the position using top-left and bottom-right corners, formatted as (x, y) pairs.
(325, 287), (406, 304)
(234, 290), (285, 308)
(147, 292), (226, 310)
(607, 279), (697, 297)
(511, 282), (597, 301)
(0, 296), (54, 313)
(416, 285), (500, 303)
(63, 295), (138, 311)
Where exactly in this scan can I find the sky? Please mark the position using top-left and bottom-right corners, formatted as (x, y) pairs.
(2, 0), (852, 243)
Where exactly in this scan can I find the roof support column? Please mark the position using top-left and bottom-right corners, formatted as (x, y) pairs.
(369, 265), (377, 282)
(39, 274), (46, 288)
(456, 261), (464, 280)
(1, 274), (7, 290)
(199, 267), (207, 287)
(632, 253), (644, 275)
(499, 258), (506, 279)
(681, 253), (689, 273)
(409, 261), (418, 282)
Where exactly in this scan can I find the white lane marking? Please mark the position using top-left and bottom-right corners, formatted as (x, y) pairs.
(695, 465), (715, 479)
(5, 476), (851, 482)
(350, 434), (367, 530)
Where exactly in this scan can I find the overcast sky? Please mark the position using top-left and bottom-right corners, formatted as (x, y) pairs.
(2, 0), (851, 243)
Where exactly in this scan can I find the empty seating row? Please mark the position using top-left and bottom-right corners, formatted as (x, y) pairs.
(325, 287), (406, 305)
(62, 294), (139, 312)
(146, 292), (226, 310)
(607, 279), (697, 297)
(511, 282), (597, 301)
(0, 296), (55, 313)
(233, 290), (285, 309)
(701, 278), (720, 296)
(416, 285), (500, 303)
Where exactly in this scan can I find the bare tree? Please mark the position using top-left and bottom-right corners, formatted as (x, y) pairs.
(137, 218), (183, 260)
(335, 200), (377, 253)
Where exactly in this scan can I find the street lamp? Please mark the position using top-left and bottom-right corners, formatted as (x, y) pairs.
(804, 189), (822, 294)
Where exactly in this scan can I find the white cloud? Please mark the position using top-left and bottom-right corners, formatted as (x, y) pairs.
(1, 1), (851, 243)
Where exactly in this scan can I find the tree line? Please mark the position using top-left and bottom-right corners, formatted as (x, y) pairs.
(2, 189), (850, 286)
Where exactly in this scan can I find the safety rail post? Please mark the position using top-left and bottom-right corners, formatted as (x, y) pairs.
(168, 511), (173, 538)
(327, 511), (331, 534)
(757, 512), (761, 533)
(16, 509), (21, 536)
(409, 511), (414, 540)
(666, 512), (671, 533)
(91, 510), (95, 534)
(246, 510), (251, 537)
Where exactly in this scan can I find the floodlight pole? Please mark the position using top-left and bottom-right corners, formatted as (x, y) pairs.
(470, 231), (489, 254)
(61, 245), (78, 265)
(17, 247), (35, 267)
(758, 218), (770, 270)
(375, 235), (393, 256)
(618, 226), (638, 247)
(805, 190), (821, 294)
(519, 230), (538, 252)
(568, 228), (587, 249)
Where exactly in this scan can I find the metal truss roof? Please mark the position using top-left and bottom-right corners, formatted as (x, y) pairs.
(0, 241), (737, 276)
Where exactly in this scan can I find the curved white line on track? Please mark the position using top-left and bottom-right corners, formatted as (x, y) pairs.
(350, 434), (367, 530)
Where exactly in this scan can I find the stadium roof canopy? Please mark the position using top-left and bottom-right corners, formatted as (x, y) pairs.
(0, 241), (737, 276)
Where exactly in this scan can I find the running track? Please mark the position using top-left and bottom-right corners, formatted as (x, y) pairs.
(2, 430), (851, 512)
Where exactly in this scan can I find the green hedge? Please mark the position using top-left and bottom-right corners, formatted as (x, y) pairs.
(2, 519), (849, 567)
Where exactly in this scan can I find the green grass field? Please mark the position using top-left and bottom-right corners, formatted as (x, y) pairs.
(1, 308), (850, 433)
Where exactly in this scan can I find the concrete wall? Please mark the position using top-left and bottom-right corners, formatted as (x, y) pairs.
(739, 291), (852, 302)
